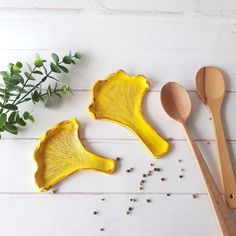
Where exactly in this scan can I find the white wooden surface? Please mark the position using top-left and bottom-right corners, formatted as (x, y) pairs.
(1, 1), (236, 235)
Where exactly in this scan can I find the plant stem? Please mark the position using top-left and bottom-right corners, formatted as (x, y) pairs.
(12, 66), (36, 105)
(15, 56), (76, 106)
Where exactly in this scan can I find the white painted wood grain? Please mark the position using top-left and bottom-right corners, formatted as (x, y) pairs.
(1, 91), (234, 141)
(0, 1), (236, 235)
(0, 194), (224, 236)
(2, 50), (236, 91)
(0, 139), (235, 193)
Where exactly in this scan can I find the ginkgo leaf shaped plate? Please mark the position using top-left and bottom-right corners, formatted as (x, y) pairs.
(88, 70), (170, 158)
(34, 118), (116, 191)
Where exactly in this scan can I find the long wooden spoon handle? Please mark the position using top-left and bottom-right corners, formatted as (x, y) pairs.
(211, 109), (236, 208)
(183, 123), (236, 236)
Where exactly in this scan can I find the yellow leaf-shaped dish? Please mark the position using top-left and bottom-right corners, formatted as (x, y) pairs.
(34, 118), (116, 191)
(88, 70), (170, 158)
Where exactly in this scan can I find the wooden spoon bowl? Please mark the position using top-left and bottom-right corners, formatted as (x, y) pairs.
(196, 66), (236, 208)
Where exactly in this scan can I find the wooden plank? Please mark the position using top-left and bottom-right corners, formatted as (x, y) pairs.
(1, 91), (235, 141)
(0, 194), (224, 236)
(0, 15), (230, 53)
(2, 50), (236, 91)
(0, 139), (235, 193)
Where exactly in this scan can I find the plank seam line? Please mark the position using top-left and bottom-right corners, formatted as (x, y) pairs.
(0, 192), (208, 196)
(1, 138), (236, 143)
(71, 89), (236, 93)
(0, 7), (236, 20)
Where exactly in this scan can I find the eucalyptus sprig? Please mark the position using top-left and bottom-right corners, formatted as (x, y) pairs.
(0, 51), (81, 137)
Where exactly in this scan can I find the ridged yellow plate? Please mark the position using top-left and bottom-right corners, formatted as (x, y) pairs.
(34, 118), (116, 191)
(88, 70), (170, 158)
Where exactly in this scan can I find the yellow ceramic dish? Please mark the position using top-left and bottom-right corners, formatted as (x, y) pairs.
(88, 70), (170, 158)
(34, 118), (115, 191)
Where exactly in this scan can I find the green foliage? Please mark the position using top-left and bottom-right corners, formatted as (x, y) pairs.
(0, 51), (81, 136)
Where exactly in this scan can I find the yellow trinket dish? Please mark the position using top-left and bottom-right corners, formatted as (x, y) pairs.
(88, 70), (170, 158)
(34, 118), (116, 191)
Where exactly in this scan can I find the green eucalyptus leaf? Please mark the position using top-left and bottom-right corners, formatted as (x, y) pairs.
(4, 78), (19, 87)
(8, 111), (17, 123)
(12, 74), (24, 84)
(51, 53), (59, 64)
(24, 72), (35, 81)
(12, 65), (21, 74)
(32, 90), (40, 103)
(0, 113), (7, 125)
(50, 62), (61, 73)
(16, 117), (26, 127)
(23, 111), (30, 120)
(26, 63), (32, 72)
(58, 65), (69, 73)
(74, 52), (81, 59)
(33, 70), (43, 75)
(63, 56), (72, 64)
(4, 122), (18, 134)
(62, 85), (69, 94)
(8, 63), (14, 71)
(4, 104), (18, 110)
(29, 115), (35, 123)
(16, 62), (23, 68)
(0, 71), (9, 77)
(47, 85), (52, 99)
(34, 58), (43, 68)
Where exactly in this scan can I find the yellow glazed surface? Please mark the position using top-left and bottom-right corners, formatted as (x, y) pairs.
(34, 118), (116, 191)
(88, 70), (170, 158)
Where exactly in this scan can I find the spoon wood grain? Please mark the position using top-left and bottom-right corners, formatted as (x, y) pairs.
(196, 66), (236, 208)
(161, 82), (236, 236)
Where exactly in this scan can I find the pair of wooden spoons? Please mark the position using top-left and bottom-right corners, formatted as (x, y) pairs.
(160, 67), (236, 236)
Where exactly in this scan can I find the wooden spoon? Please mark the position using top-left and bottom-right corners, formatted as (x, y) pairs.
(196, 66), (236, 208)
(161, 82), (236, 236)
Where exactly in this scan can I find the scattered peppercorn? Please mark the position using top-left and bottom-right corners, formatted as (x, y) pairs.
(139, 187), (143, 190)
(154, 167), (161, 172)
(146, 199), (151, 203)
(93, 211), (98, 215)
(126, 211), (130, 215)
(181, 168), (185, 172)
(161, 178), (165, 181)
(179, 175), (183, 178)
(150, 163), (154, 167)
(209, 117), (212, 120)
(128, 207), (133, 211)
(101, 198), (105, 201)
(126, 169), (131, 173)
(116, 157), (121, 161)
(143, 174), (146, 178)
(206, 141), (210, 145)
(100, 228), (104, 231)
(166, 193), (171, 197)
(141, 180), (145, 184)
(192, 194), (197, 199)
(178, 159), (182, 163)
